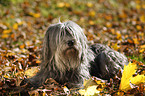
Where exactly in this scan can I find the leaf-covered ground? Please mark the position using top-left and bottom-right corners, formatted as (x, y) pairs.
(0, 0), (145, 95)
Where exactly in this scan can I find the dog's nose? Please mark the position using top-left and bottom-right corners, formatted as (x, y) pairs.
(67, 40), (75, 47)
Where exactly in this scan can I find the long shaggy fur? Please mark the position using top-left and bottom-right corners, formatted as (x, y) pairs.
(21, 21), (128, 90)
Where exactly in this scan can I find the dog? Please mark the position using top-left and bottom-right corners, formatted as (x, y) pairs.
(20, 21), (128, 90)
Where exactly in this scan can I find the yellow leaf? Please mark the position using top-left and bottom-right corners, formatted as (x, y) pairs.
(1, 34), (9, 38)
(29, 12), (40, 18)
(136, 4), (141, 9)
(65, 3), (70, 8)
(116, 32), (122, 40)
(106, 22), (112, 28)
(87, 2), (93, 7)
(120, 62), (137, 91)
(142, 4), (145, 9)
(130, 75), (145, 85)
(4, 75), (9, 78)
(13, 23), (18, 30)
(57, 2), (65, 8)
(133, 38), (139, 44)
(139, 49), (144, 53)
(7, 52), (15, 56)
(88, 10), (95, 17)
(140, 15), (145, 23)
(120, 62), (145, 91)
(25, 67), (40, 78)
(136, 25), (142, 30)
(140, 45), (145, 49)
(89, 20), (95, 25)
(3, 29), (11, 34)
(79, 85), (100, 96)
(110, 28), (115, 34)
(111, 43), (120, 51)
(33, 13), (40, 18)
(43, 92), (46, 96)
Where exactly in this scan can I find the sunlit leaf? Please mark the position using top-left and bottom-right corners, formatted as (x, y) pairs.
(87, 2), (93, 7)
(120, 62), (145, 91)
(24, 67), (40, 78)
(116, 32), (122, 40)
(3, 29), (11, 34)
(29, 12), (40, 18)
(120, 62), (137, 91)
(136, 4), (141, 9)
(57, 2), (65, 8)
(13, 23), (18, 30)
(88, 10), (95, 17)
(1, 34), (9, 38)
(139, 49), (144, 53)
(133, 38), (139, 44)
(106, 22), (112, 28)
(33, 13), (40, 18)
(136, 25), (142, 30)
(89, 20), (95, 25)
(65, 3), (70, 8)
(140, 45), (145, 49)
(111, 43), (120, 51)
(79, 85), (100, 96)
(130, 75), (145, 85)
(140, 15), (145, 23)
(4, 75), (9, 78)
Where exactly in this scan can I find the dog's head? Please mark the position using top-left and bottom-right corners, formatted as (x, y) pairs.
(42, 21), (92, 71)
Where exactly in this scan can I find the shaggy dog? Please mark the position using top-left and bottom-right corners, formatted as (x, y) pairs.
(21, 21), (128, 90)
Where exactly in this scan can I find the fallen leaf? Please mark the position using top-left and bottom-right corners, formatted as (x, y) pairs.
(120, 62), (145, 91)
(87, 2), (93, 7)
(57, 2), (65, 8)
(3, 29), (11, 34)
(79, 85), (100, 96)
(24, 67), (40, 78)
(88, 10), (95, 17)
(13, 23), (18, 30)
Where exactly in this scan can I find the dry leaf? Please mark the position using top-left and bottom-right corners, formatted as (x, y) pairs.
(120, 62), (145, 91)
(24, 67), (40, 78)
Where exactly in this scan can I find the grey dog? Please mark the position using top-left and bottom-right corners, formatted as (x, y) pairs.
(21, 21), (128, 90)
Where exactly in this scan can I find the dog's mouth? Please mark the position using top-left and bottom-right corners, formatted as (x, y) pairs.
(64, 47), (79, 58)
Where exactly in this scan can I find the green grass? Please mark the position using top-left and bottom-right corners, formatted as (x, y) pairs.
(127, 55), (145, 64)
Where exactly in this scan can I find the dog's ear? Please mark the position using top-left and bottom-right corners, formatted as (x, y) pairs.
(42, 29), (52, 62)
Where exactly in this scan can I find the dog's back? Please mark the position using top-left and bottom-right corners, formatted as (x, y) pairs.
(90, 44), (128, 80)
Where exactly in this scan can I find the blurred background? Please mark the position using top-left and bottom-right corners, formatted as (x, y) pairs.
(0, 0), (145, 67)
(0, 0), (144, 62)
